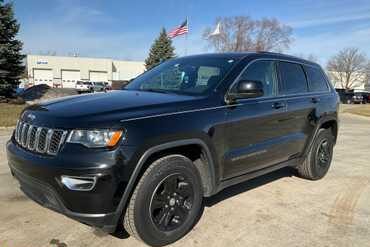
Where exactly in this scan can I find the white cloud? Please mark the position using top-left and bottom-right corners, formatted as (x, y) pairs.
(19, 20), (151, 61)
(289, 13), (370, 29)
(17, 0), (370, 63)
(18, 1), (151, 61)
(282, 0), (370, 29)
(288, 26), (370, 65)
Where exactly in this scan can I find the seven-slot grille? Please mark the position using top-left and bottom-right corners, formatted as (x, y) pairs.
(14, 120), (68, 155)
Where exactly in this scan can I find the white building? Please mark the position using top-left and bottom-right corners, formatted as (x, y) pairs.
(327, 70), (370, 92)
(26, 55), (145, 88)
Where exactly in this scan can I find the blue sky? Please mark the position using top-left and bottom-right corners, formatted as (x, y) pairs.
(11, 0), (370, 65)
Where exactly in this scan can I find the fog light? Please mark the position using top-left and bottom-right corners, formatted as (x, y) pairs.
(61, 176), (97, 191)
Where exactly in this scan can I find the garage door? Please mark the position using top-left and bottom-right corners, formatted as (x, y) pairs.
(62, 70), (80, 88)
(33, 69), (53, 86)
(90, 71), (108, 82)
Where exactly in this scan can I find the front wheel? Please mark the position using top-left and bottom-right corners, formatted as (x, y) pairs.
(124, 155), (203, 246)
(297, 128), (334, 180)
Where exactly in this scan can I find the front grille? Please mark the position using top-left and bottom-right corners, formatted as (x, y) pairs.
(14, 120), (68, 155)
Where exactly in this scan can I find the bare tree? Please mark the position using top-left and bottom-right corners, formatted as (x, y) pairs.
(364, 61), (370, 90)
(203, 16), (293, 52)
(326, 48), (367, 90)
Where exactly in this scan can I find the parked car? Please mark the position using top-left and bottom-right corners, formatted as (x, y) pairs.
(15, 81), (26, 95)
(91, 82), (106, 92)
(352, 92), (365, 104)
(335, 88), (354, 104)
(362, 92), (370, 103)
(103, 82), (112, 91)
(75, 81), (93, 93)
(7, 52), (339, 246)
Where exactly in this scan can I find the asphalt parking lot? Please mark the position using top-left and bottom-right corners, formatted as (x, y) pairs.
(0, 112), (369, 247)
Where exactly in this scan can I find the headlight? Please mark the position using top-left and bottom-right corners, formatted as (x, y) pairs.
(67, 129), (124, 148)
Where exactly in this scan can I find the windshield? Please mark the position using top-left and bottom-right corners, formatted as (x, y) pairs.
(126, 56), (238, 95)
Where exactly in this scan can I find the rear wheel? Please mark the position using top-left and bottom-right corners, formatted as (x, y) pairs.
(124, 155), (203, 246)
(297, 128), (334, 180)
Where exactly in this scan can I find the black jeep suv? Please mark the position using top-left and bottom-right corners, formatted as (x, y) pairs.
(7, 52), (339, 246)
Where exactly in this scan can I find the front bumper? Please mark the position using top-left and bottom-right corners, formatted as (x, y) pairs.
(76, 88), (91, 92)
(11, 166), (117, 232)
(6, 139), (137, 232)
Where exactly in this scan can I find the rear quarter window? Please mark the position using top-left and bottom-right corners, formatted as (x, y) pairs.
(278, 62), (308, 95)
(305, 66), (329, 92)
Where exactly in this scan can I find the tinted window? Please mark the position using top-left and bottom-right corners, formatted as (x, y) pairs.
(279, 62), (308, 95)
(126, 57), (238, 95)
(196, 66), (220, 86)
(305, 66), (329, 92)
(235, 60), (277, 97)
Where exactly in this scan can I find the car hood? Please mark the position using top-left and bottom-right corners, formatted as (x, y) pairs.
(21, 90), (206, 128)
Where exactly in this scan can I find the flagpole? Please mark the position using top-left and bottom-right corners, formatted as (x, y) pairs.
(185, 16), (188, 56)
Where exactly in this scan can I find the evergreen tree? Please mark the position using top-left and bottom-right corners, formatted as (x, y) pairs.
(145, 28), (175, 70)
(0, 0), (25, 97)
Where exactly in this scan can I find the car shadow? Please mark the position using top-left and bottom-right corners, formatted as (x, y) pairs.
(104, 222), (130, 239)
(106, 167), (295, 240)
(204, 167), (295, 207)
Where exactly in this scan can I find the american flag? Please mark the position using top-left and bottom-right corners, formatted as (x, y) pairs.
(168, 19), (188, 38)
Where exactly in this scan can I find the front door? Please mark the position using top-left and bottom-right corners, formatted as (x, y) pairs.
(223, 60), (290, 179)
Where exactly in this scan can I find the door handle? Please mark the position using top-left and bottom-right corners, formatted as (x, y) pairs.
(272, 102), (285, 109)
(311, 97), (320, 104)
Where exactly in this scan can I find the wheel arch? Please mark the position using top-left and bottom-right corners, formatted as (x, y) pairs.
(113, 139), (217, 227)
(320, 119), (338, 143)
(303, 117), (338, 159)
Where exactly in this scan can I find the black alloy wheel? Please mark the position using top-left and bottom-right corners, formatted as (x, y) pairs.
(150, 173), (194, 232)
(316, 139), (331, 167)
(297, 128), (334, 180)
(124, 155), (203, 247)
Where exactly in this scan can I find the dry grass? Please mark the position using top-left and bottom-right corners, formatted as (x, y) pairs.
(343, 104), (370, 117)
(0, 103), (26, 127)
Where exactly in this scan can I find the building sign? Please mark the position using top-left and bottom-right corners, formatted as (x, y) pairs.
(37, 60), (48, 65)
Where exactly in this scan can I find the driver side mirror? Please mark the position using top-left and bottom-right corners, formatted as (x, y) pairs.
(228, 80), (264, 102)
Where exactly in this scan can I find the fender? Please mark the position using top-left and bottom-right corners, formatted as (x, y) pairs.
(111, 138), (217, 227)
(302, 115), (338, 158)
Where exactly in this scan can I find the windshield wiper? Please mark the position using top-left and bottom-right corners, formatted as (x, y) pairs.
(140, 88), (172, 94)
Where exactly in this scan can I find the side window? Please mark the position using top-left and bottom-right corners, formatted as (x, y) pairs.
(196, 66), (220, 86)
(278, 62), (308, 95)
(235, 60), (277, 97)
(305, 66), (329, 92)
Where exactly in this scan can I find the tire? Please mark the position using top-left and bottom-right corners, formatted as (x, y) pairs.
(297, 128), (334, 180)
(124, 155), (203, 246)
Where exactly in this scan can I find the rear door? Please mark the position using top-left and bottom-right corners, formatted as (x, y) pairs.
(277, 61), (316, 159)
(303, 65), (333, 137)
